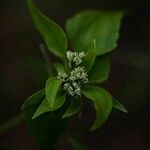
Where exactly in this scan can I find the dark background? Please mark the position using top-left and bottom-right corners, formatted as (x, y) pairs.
(0, 0), (150, 149)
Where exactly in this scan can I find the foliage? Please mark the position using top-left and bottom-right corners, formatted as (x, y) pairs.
(21, 0), (127, 149)
(82, 86), (113, 131)
(66, 10), (123, 56)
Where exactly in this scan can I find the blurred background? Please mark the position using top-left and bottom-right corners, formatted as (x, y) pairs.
(0, 0), (150, 149)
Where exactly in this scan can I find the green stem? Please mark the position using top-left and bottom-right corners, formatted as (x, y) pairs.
(0, 112), (25, 136)
(63, 56), (70, 73)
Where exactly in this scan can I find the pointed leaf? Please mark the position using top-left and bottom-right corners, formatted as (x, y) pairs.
(33, 91), (66, 119)
(62, 99), (82, 118)
(89, 55), (109, 83)
(27, 0), (68, 59)
(32, 98), (50, 119)
(46, 77), (62, 109)
(21, 89), (45, 110)
(66, 11), (123, 56)
(82, 86), (113, 131)
(113, 98), (128, 113)
(83, 39), (96, 72)
(54, 63), (65, 74)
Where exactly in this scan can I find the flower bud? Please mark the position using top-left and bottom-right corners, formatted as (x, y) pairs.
(67, 51), (74, 62)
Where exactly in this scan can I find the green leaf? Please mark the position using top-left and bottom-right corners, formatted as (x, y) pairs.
(21, 89), (45, 110)
(113, 98), (128, 113)
(46, 77), (62, 109)
(69, 137), (89, 150)
(33, 91), (66, 119)
(50, 90), (66, 111)
(53, 63), (65, 74)
(82, 85), (113, 131)
(89, 55), (109, 83)
(62, 99), (82, 118)
(82, 39), (96, 72)
(66, 11), (123, 56)
(27, 0), (68, 59)
(32, 98), (50, 119)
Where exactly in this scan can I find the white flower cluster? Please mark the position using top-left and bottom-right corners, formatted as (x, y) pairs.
(58, 72), (68, 82)
(58, 51), (89, 96)
(67, 51), (85, 65)
(68, 67), (88, 83)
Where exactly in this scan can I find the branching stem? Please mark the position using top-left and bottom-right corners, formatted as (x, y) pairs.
(0, 112), (25, 136)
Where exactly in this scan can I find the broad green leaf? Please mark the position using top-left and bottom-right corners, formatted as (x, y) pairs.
(21, 89), (45, 110)
(33, 91), (66, 119)
(62, 99), (82, 118)
(89, 55), (109, 83)
(46, 77), (62, 109)
(27, 0), (68, 59)
(66, 11), (123, 56)
(69, 137), (89, 150)
(53, 63), (65, 74)
(113, 98), (128, 113)
(82, 85), (113, 131)
(82, 39), (96, 72)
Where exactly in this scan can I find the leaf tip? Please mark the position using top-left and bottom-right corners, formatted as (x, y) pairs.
(61, 112), (70, 119)
(122, 107), (128, 113)
(32, 115), (36, 119)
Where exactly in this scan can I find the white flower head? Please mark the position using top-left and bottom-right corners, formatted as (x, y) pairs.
(69, 67), (88, 83)
(58, 51), (88, 97)
(66, 51), (85, 66)
(58, 72), (68, 81)
(74, 87), (81, 96)
(64, 83), (75, 96)
(64, 83), (70, 90)
(79, 52), (85, 58)
(72, 52), (85, 66)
